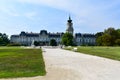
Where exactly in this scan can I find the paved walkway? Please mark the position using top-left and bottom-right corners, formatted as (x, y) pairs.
(1, 48), (120, 80)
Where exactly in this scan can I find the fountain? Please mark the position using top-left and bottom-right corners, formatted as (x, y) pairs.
(31, 40), (35, 48)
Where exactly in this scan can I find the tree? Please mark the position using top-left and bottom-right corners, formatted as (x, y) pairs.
(116, 29), (120, 39)
(96, 27), (120, 46)
(62, 33), (73, 46)
(96, 36), (102, 46)
(0, 33), (9, 46)
(104, 27), (119, 45)
(97, 34), (112, 46)
(50, 39), (57, 46)
(95, 32), (104, 46)
(115, 39), (120, 46)
(0, 38), (3, 45)
(34, 41), (39, 46)
(95, 32), (104, 38)
(104, 27), (116, 35)
(101, 34), (112, 46)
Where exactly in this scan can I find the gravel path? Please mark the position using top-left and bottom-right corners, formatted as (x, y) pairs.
(1, 48), (120, 80)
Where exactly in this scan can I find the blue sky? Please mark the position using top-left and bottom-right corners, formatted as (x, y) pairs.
(0, 0), (120, 36)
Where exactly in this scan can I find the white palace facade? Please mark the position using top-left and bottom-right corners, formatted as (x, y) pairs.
(10, 16), (96, 46)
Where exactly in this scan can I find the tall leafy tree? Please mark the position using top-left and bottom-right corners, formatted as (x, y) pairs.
(95, 32), (104, 38)
(96, 36), (102, 46)
(115, 39), (120, 46)
(50, 39), (57, 46)
(2, 34), (9, 44)
(62, 33), (73, 46)
(96, 27), (120, 46)
(104, 27), (118, 45)
(116, 29), (120, 39)
(101, 34), (112, 46)
(34, 41), (39, 46)
(0, 33), (10, 46)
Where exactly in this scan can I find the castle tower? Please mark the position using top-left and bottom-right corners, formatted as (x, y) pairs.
(66, 15), (74, 35)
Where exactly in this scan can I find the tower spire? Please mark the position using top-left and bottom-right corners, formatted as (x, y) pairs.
(66, 15), (74, 35)
(68, 14), (72, 23)
(69, 14), (71, 20)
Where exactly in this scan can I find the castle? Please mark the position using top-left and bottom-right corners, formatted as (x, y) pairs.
(10, 16), (96, 46)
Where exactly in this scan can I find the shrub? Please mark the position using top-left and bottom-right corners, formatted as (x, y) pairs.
(7, 43), (21, 46)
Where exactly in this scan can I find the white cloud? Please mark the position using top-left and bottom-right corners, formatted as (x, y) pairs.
(1, 0), (120, 34)
(17, 0), (120, 19)
(24, 12), (37, 20)
(0, 5), (19, 17)
(0, 3), (37, 20)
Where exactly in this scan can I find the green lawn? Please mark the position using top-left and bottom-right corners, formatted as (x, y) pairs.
(0, 47), (46, 78)
(65, 46), (120, 61)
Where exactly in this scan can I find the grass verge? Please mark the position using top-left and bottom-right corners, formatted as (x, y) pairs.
(65, 46), (120, 61)
(0, 47), (46, 78)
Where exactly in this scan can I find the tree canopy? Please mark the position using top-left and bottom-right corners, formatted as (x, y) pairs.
(0, 33), (10, 46)
(34, 41), (40, 46)
(62, 33), (73, 46)
(96, 27), (120, 46)
(50, 39), (57, 46)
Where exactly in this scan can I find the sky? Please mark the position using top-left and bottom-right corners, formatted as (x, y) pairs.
(0, 0), (120, 37)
